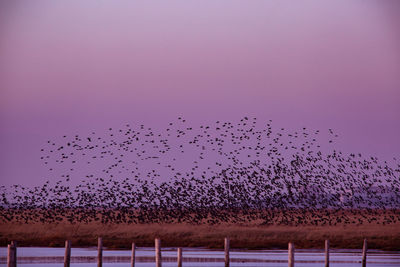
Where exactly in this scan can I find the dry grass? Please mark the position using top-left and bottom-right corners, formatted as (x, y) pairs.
(1, 221), (399, 251)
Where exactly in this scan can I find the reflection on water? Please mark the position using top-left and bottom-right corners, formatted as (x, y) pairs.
(0, 247), (399, 267)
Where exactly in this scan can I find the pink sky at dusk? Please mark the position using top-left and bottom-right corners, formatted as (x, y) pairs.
(0, 0), (399, 186)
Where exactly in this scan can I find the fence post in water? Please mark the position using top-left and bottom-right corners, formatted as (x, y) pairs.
(11, 241), (17, 267)
(362, 238), (367, 267)
(155, 238), (162, 267)
(177, 247), (182, 267)
(325, 239), (329, 267)
(224, 237), (230, 267)
(64, 240), (71, 267)
(288, 242), (294, 267)
(7, 244), (15, 267)
(131, 242), (136, 267)
(97, 237), (103, 267)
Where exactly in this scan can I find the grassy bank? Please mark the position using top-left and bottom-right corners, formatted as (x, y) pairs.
(1, 221), (399, 251)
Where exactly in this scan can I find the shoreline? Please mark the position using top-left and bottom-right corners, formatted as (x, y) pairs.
(1, 222), (399, 251)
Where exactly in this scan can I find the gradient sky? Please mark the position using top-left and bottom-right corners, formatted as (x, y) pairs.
(0, 0), (399, 187)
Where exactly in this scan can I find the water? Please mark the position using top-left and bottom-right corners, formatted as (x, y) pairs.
(1, 247), (399, 267)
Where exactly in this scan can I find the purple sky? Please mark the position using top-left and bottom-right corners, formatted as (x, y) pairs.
(0, 0), (399, 187)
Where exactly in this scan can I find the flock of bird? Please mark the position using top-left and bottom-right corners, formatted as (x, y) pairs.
(1, 117), (399, 225)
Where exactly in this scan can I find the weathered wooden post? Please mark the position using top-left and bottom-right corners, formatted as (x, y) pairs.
(288, 242), (294, 267)
(362, 238), (367, 267)
(131, 242), (136, 267)
(11, 241), (17, 267)
(64, 240), (71, 267)
(224, 237), (230, 267)
(177, 247), (182, 267)
(155, 238), (162, 267)
(325, 239), (329, 267)
(97, 237), (103, 267)
(7, 244), (15, 267)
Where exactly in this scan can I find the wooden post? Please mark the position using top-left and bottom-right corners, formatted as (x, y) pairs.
(64, 240), (71, 267)
(288, 242), (294, 267)
(362, 238), (367, 267)
(177, 247), (182, 267)
(155, 238), (162, 267)
(97, 237), (103, 267)
(325, 240), (329, 267)
(224, 237), (230, 267)
(7, 244), (15, 267)
(131, 242), (136, 267)
(11, 241), (17, 267)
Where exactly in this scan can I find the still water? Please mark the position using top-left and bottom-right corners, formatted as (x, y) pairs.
(1, 247), (399, 267)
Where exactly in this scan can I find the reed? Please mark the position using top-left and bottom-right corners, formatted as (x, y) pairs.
(1, 220), (399, 250)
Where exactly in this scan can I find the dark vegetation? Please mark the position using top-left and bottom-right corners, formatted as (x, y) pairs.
(1, 220), (399, 250)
